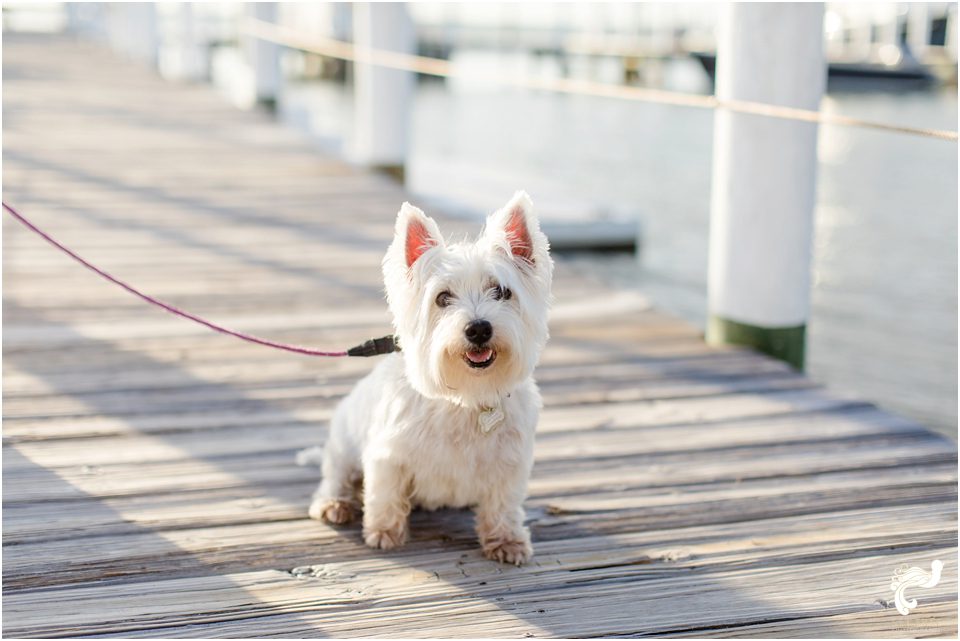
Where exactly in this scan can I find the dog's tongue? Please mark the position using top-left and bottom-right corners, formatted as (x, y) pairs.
(466, 349), (493, 363)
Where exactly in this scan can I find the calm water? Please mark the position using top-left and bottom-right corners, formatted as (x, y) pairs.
(278, 56), (958, 438)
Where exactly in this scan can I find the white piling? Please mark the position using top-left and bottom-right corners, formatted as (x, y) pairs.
(107, 3), (159, 67)
(706, 3), (826, 369)
(907, 3), (930, 59)
(65, 2), (108, 41)
(876, 5), (900, 48)
(245, 2), (281, 107)
(352, 2), (416, 181)
(159, 3), (207, 82)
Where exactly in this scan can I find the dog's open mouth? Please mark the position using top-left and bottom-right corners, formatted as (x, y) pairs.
(464, 348), (496, 369)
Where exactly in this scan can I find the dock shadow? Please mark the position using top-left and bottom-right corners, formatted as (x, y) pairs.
(3, 298), (369, 637)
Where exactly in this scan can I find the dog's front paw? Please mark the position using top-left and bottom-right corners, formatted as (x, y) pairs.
(482, 537), (533, 566)
(364, 523), (407, 550)
(309, 499), (356, 525)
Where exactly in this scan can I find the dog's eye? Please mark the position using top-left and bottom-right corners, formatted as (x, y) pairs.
(436, 290), (453, 308)
(492, 285), (512, 301)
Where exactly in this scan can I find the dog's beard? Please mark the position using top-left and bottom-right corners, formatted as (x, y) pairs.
(431, 341), (521, 407)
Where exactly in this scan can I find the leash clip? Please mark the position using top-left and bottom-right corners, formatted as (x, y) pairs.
(347, 335), (401, 357)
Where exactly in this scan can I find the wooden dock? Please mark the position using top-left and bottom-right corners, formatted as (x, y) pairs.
(3, 35), (957, 638)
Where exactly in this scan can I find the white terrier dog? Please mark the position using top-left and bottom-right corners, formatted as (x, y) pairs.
(308, 191), (553, 565)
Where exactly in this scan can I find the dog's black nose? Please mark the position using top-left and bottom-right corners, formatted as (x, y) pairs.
(464, 320), (493, 346)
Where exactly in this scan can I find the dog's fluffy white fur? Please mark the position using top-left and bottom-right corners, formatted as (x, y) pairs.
(308, 191), (553, 564)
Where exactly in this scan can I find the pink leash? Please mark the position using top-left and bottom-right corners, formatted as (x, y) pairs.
(3, 202), (399, 358)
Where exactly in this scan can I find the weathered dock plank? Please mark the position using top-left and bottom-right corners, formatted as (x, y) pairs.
(3, 35), (957, 638)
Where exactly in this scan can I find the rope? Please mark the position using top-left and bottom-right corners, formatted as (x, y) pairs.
(3, 202), (350, 357)
(242, 18), (959, 142)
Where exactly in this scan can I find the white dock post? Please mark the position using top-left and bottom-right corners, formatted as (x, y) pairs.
(245, 2), (281, 108)
(108, 3), (159, 67)
(907, 3), (930, 59)
(65, 3), (108, 41)
(876, 5), (901, 48)
(706, 3), (826, 370)
(159, 3), (207, 82)
(352, 2), (416, 182)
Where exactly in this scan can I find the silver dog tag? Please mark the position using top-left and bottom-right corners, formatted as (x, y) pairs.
(478, 405), (505, 433)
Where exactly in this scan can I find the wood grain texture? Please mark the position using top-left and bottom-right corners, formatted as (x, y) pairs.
(3, 34), (957, 638)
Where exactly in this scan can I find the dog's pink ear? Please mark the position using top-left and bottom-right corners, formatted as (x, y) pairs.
(489, 191), (539, 265)
(504, 204), (534, 263)
(405, 218), (436, 267)
(397, 203), (441, 268)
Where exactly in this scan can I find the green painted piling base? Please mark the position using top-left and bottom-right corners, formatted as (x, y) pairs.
(372, 164), (405, 184)
(707, 316), (806, 370)
(256, 97), (277, 113)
